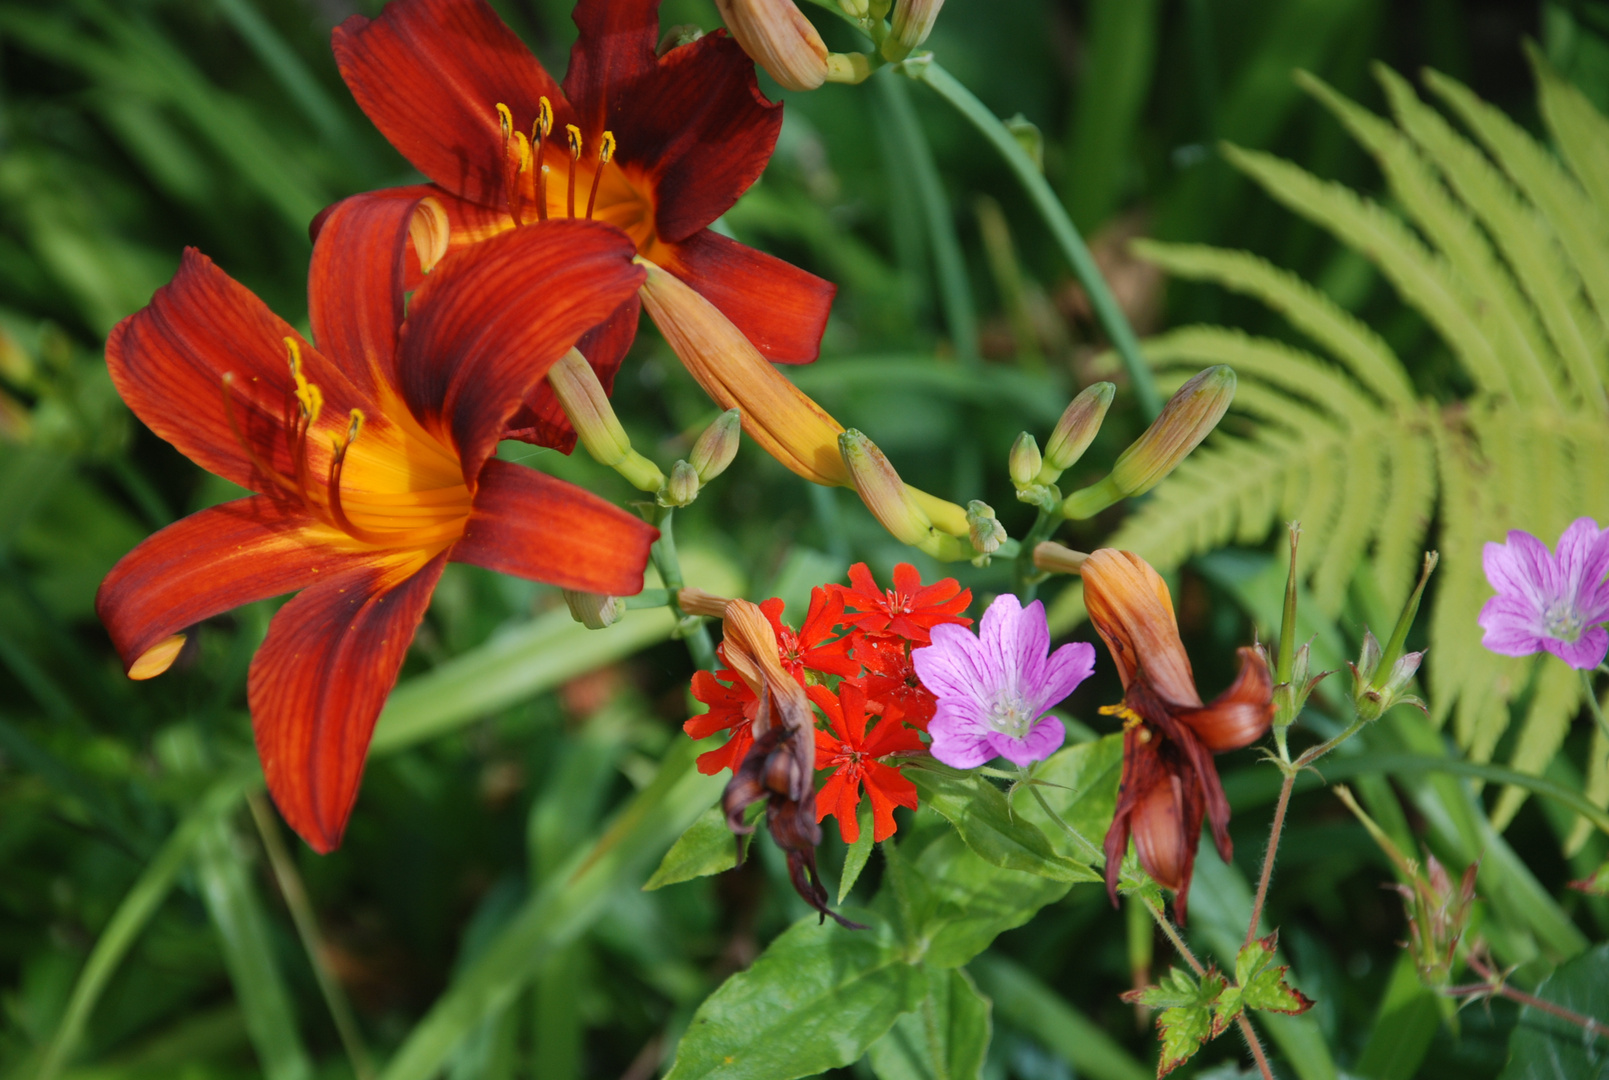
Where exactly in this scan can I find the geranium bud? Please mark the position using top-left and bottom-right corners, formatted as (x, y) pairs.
(885, 0), (944, 59)
(966, 500), (1006, 554)
(1040, 381), (1114, 481)
(1009, 432), (1042, 488)
(690, 408), (741, 481)
(563, 590), (624, 630)
(660, 460), (701, 507)
(1033, 541), (1088, 575)
(1109, 366), (1234, 497)
(715, 0), (830, 92)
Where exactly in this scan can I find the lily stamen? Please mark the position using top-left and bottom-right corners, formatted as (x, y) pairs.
(586, 130), (615, 220)
(534, 96), (553, 221)
(565, 123), (582, 218)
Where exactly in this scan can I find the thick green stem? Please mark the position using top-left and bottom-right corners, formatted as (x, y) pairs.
(1583, 670), (1609, 745)
(909, 59), (1162, 418)
(648, 507), (716, 672)
(1013, 507), (1060, 601)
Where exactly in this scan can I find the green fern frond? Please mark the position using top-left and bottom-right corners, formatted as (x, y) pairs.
(1529, 43), (1609, 227)
(1425, 68), (1609, 365)
(1130, 240), (1415, 406)
(1145, 326), (1378, 428)
(1371, 414), (1437, 607)
(1491, 660), (1582, 830)
(1378, 63), (1609, 409)
(1309, 428), (1384, 614)
(1152, 362), (1342, 435)
(1222, 142), (1511, 397)
(1299, 70), (1564, 406)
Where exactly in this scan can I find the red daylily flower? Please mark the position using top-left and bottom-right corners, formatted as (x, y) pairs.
(760, 589), (857, 684)
(97, 197), (655, 852)
(1082, 549), (1274, 922)
(327, 0), (834, 451)
(809, 681), (923, 844)
(852, 630), (938, 731)
(832, 562), (972, 645)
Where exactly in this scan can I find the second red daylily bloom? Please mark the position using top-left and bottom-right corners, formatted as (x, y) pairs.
(832, 562), (972, 645)
(809, 682), (923, 844)
(97, 197), (655, 853)
(328, 0), (834, 451)
(1082, 548), (1274, 922)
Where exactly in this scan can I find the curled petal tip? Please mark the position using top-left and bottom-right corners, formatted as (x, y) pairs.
(129, 633), (187, 680)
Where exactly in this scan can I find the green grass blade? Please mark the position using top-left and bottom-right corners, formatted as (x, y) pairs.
(968, 955), (1149, 1080)
(1063, 0), (1161, 230)
(212, 0), (352, 145)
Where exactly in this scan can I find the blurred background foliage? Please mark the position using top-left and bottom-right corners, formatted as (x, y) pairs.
(4, 0), (1609, 1078)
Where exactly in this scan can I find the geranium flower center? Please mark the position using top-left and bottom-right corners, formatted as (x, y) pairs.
(1543, 599), (1585, 643)
(494, 101), (658, 255)
(222, 339), (471, 552)
(985, 690), (1035, 739)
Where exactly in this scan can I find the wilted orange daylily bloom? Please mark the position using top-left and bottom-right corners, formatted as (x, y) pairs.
(1082, 549), (1274, 921)
(327, 0), (834, 451)
(97, 199), (655, 852)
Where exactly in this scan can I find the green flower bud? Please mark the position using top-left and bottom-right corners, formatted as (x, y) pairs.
(563, 590), (624, 630)
(1009, 432), (1042, 488)
(966, 500), (1006, 554)
(1039, 381), (1114, 481)
(690, 408), (741, 481)
(841, 429), (971, 560)
(659, 459), (701, 508)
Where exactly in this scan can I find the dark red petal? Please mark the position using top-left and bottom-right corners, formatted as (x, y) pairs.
(1179, 646), (1275, 753)
(662, 230), (833, 363)
(107, 250), (370, 494)
(805, 683), (843, 729)
(505, 293), (641, 450)
(397, 221), (644, 480)
(332, 0), (571, 207)
(561, 0), (659, 136)
(308, 193), (417, 398)
(250, 551), (449, 852)
(451, 458), (655, 594)
(97, 496), (362, 676)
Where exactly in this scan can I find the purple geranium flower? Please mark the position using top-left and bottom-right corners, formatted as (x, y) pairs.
(1480, 517), (1609, 670)
(910, 593), (1096, 768)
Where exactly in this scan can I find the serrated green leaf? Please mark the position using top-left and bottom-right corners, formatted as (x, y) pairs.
(1241, 963), (1315, 1016)
(906, 764), (1096, 883)
(1499, 943), (1609, 1080)
(664, 913), (924, 1080)
(840, 803), (877, 903)
(867, 966), (991, 1080)
(643, 802), (750, 891)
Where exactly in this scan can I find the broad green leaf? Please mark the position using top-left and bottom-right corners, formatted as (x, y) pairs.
(644, 802), (752, 891)
(906, 764), (1095, 883)
(867, 966), (991, 1080)
(1015, 733), (1124, 863)
(663, 913), (924, 1080)
(1500, 943), (1609, 1080)
(840, 803), (877, 903)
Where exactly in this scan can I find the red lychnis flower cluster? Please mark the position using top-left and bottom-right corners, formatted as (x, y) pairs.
(686, 563), (970, 843)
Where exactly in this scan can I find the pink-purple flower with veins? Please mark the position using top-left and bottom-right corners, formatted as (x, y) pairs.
(1480, 517), (1609, 670)
(911, 593), (1096, 768)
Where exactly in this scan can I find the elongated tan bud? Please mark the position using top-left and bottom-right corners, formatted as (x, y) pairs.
(1109, 366), (1235, 496)
(677, 587), (733, 619)
(840, 429), (932, 546)
(715, 0), (829, 92)
(884, 0), (944, 59)
(1041, 381), (1115, 479)
(690, 408), (741, 481)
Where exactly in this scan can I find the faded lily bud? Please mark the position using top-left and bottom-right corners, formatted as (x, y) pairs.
(1009, 432), (1042, 488)
(690, 408), (742, 481)
(659, 459), (701, 507)
(563, 590), (624, 630)
(841, 429), (970, 560)
(715, 0), (830, 92)
(966, 500), (1006, 554)
(1062, 366), (1234, 520)
(548, 349), (666, 493)
(1039, 381), (1115, 482)
(1033, 541), (1088, 576)
(884, 0), (944, 60)
(676, 587), (733, 619)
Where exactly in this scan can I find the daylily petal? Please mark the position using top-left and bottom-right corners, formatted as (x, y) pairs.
(97, 496), (368, 678)
(106, 249), (370, 495)
(398, 220), (644, 480)
(1177, 646), (1274, 753)
(333, 0), (571, 208)
(561, 0), (659, 136)
(505, 294), (642, 450)
(666, 231), (836, 365)
(250, 550), (449, 852)
(452, 458), (656, 595)
(1081, 549), (1200, 707)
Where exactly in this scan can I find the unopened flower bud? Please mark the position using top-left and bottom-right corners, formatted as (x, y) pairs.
(660, 460), (701, 507)
(1109, 366), (1234, 496)
(548, 349), (630, 466)
(966, 500), (1006, 554)
(690, 408), (741, 481)
(885, 0), (944, 60)
(716, 0), (830, 92)
(1009, 432), (1042, 488)
(1040, 382), (1114, 481)
(840, 429), (931, 546)
(563, 590), (624, 630)
(839, 0), (868, 16)
(1032, 541), (1088, 576)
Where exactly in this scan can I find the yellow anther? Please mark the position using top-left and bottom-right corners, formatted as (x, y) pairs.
(537, 97), (553, 138)
(566, 123), (583, 159)
(512, 130), (531, 173)
(346, 408), (365, 444)
(284, 337), (323, 424)
(598, 130), (616, 164)
(495, 102), (514, 148)
(1098, 703), (1145, 731)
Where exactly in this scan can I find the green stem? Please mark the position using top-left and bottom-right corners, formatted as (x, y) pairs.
(1583, 670), (1609, 745)
(1013, 507), (1060, 601)
(909, 59), (1161, 418)
(880, 71), (979, 367)
(1025, 776), (1103, 864)
(648, 507), (716, 672)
